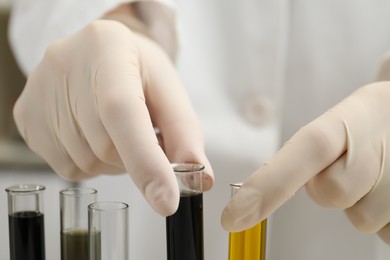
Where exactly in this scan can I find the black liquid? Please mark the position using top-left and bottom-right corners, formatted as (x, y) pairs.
(166, 192), (203, 260)
(8, 211), (45, 260)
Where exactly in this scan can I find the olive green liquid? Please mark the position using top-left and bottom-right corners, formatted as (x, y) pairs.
(61, 229), (101, 260)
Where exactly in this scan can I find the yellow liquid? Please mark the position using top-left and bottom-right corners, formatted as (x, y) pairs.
(228, 219), (267, 260)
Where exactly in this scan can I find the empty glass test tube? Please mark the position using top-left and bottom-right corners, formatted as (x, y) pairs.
(166, 163), (205, 260)
(88, 201), (129, 260)
(60, 187), (97, 260)
(228, 183), (267, 260)
(6, 184), (46, 260)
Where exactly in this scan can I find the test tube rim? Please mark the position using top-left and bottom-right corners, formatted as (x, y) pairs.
(60, 187), (97, 197)
(229, 183), (243, 189)
(5, 184), (46, 193)
(88, 201), (129, 212)
(171, 163), (205, 173)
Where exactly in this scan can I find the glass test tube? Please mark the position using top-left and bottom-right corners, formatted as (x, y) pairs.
(88, 201), (129, 260)
(60, 187), (97, 260)
(228, 183), (267, 260)
(166, 163), (205, 260)
(6, 184), (46, 260)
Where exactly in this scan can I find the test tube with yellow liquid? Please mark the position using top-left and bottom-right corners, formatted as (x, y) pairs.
(228, 183), (267, 260)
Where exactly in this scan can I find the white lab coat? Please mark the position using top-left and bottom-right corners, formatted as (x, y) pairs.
(6, 0), (390, 259)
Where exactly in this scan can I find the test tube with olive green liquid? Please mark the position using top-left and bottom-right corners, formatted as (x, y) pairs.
(228, 183), (267, 260)
(60, 187), (97, 260)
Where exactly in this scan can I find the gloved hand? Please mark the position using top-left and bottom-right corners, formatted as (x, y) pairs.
(13, 20), (213, 217)
(221, 82), (390, 245)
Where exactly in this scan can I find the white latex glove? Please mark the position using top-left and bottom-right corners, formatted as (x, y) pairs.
(221, 82), (390, 245)
(13, 20), (213, 217)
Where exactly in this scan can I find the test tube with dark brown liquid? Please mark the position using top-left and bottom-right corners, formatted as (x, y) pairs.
(6, 184), (46, 260)
(60, 187), (97, 260)
(228, 183), (267, 260)
(166, 163), (205, 260)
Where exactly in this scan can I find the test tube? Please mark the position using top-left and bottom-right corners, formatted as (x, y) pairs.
(60, 187), (97, 260)
(166, 163), (205, 260)
(228, 183), (267, 260)
(88, 201), (129, 260)
(6, 184), (46, 260)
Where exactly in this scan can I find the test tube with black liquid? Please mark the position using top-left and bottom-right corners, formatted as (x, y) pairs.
(166, 163), (205, 260)
(6, 184), (46, 260)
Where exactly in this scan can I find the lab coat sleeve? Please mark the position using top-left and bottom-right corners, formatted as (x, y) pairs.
(8, 0), (178, 75)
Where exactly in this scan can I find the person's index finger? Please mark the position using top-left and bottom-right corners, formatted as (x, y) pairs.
(95, 55), (179, 217)
(221, 113), (347, 232)
(137, 34), (215, 189)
